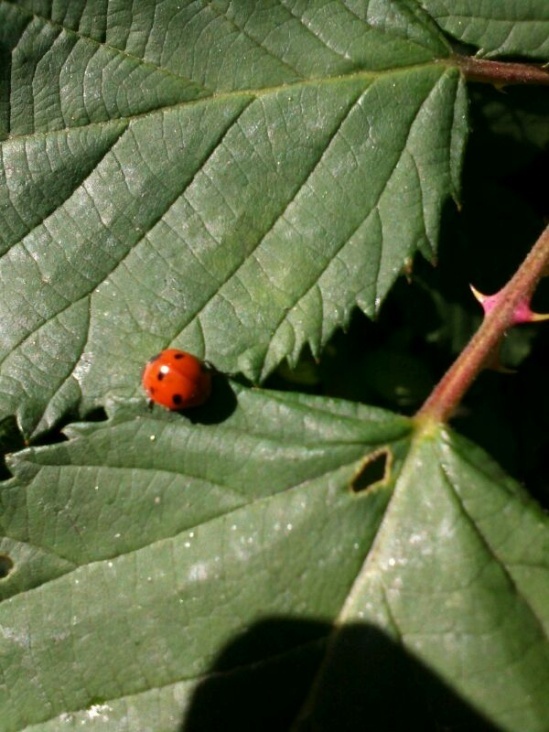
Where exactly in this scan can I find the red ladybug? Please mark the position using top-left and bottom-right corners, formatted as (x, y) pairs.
(142, 349), (212, 410)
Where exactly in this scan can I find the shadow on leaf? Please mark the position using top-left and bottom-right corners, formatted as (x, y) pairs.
(180, 617), (502, 732)
(184, 373), (238, 425)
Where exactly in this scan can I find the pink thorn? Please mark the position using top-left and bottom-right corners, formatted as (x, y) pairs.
(470, 284), (549, 324)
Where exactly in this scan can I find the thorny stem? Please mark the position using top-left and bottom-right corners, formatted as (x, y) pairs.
(452, 55), (549, 86)
(416, 225), (549, 425)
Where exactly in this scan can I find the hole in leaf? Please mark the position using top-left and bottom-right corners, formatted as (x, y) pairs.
(0, 554), (14, 579)
(352, 448), (391, 494)
(0, 415), (26, 477)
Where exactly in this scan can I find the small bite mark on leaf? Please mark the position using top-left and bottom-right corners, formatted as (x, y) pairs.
(351, 448), (392, 494)
(0, 554), (14, 579)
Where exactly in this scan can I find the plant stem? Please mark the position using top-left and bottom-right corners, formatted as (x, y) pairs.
(416, 224), (549, 425)
(451, 55), (549, 86)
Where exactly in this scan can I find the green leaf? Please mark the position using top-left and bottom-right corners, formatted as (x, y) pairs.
(1, 0), (450, 136)
(418, 0), (549, 58)
(304, 425), (549, 730)
(0, 390), (409, 728)
(1, 5), (547, 731)
(0, 0), (467, 436)
(0, 390), (547, 730)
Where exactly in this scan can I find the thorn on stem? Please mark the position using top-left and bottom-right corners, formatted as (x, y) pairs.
(470, 284), (549, 324)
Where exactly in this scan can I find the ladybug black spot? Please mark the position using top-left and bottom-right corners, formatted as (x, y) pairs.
(172, 394), (183, 406)
(157, 372), (165, 381)
(173, 352), (185, 360)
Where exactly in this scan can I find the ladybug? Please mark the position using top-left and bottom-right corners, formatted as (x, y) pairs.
(142, 349), (212, 410)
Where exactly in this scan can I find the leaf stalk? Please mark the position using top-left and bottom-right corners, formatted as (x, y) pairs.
(452, 55), (549, 87)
